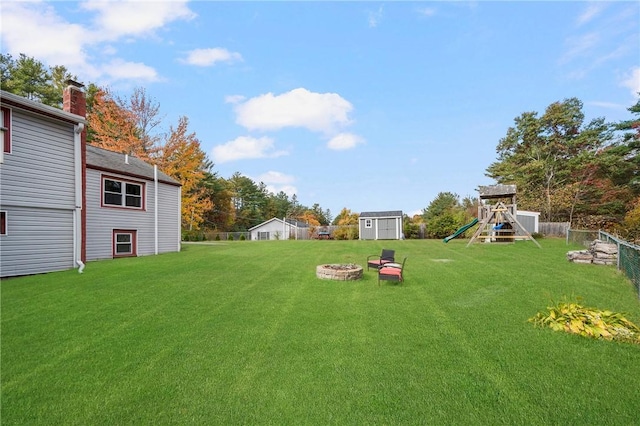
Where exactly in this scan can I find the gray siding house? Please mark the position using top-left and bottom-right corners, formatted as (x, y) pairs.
(249, 217), (309, 240)
(0, 84), (183, 277)
(359, 211), (403, 240)
(85, 145), (181, 260)
(0, 88), (86, 277)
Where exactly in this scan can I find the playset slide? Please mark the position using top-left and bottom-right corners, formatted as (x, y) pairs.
(443, 218), (479, 243)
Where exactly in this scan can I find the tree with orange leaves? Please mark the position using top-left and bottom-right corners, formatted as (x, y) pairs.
(158, 116), (212, 230)
(86, 88), (160, 162)
(86, 88), (151, 160)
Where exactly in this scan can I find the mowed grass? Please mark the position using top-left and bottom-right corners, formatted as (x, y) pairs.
(2, 238), (639, 425)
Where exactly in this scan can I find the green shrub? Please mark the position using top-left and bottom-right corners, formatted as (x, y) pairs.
(227, 234), (234, 241)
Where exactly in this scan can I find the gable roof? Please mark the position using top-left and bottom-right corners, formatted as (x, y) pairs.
(359, 210), (403, 218)
(86, 144), (181, 186)
(248, 217), (310, 231)
(1, 90), (86, 125)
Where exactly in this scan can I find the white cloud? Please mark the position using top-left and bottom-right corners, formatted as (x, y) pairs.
(234, 88), (353, 133)
(181, 48), (243, 67)
(81, 0), (196, 41)
(368, 5), (384, 28)
(256, 171), (297, 197)
(560, 32), (600, 65)
(101, 59), (161, 82)
(621, 67), (640, 96)
(327, 133), (364, 151)
(0, 2), (90, 72)
(576, 3), (606, 27)
(225, 95), (246, 104)
(417, 7), (436, 18)
(211, 136), (288, 164)
(0, 0), (195, 84)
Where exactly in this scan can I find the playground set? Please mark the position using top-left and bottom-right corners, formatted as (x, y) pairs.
(443, 184), (541, 248)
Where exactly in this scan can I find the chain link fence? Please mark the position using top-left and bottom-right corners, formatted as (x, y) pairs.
(567, 229), (640, 299)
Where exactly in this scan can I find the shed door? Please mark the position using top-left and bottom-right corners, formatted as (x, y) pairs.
(378, 218), (397, 239)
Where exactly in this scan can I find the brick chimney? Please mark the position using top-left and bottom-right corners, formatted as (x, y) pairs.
(63, 79), (86, 117)
(63, 79), (87, 263)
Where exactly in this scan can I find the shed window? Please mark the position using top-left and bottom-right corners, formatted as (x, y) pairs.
(0, 211), (6, 235)
(1, 107), (11, 156)
(258, 231), (269, 240)
(365, 219), (372, 228)
(103, 177), (144, 209)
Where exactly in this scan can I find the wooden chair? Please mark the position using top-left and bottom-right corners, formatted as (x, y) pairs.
(367, 249), (395, 271)
(378, 257), (406, 286)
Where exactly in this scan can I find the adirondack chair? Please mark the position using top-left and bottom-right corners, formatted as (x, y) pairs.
(367, 249), (395, 271)
(378, 257), (407, 286)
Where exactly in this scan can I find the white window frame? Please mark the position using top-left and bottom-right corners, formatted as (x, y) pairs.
(113, 229), (137, 257)
(365, 219), (373, 229)
(102, 176), (144, 210)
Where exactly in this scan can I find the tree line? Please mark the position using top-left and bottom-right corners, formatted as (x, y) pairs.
(2, 53), (639, 241)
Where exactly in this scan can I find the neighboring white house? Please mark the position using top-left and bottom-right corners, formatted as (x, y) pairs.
(0, 87), (86, 277)
(0, 83), (183, 277)
(249, 217), (310, 240)
(359, 211), (403, 240)
(85, 145), (182, 260)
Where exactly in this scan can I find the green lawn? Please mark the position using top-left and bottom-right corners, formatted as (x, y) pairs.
(2, 239), (639, 425)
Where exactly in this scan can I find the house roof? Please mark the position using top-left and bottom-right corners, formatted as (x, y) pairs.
(0, 90), (86, 125)
(359, 210), (403, 218)
(248, 217), (310, 231)
(86, 144), (181, 186)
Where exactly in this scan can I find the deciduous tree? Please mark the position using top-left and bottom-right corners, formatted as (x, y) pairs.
(87, 88), (148, 159)
(158, 116), (212, 230)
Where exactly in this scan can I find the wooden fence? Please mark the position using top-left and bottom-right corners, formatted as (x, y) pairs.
(539, 222), (570, 236)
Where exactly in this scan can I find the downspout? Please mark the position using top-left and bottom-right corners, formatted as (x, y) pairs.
(154, 164), (158, 255)
(74, 123), (85, 273)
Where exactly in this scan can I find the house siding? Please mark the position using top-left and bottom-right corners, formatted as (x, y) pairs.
(1, 110), (76, 209)
(85, 168), (180, 260)
(0, 207), (74, 276)
(0, 109), (78, 277)
(157, 183), (181, 253)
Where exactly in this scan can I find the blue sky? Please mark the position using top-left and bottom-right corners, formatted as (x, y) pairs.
(2, 1), (639, 218)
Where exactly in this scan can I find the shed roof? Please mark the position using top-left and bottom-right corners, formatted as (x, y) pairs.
(359, 210), (403, 218)
(86, 144), (181, 186)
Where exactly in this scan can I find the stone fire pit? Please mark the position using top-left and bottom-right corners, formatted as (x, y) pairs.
(316, 263), (363, 281)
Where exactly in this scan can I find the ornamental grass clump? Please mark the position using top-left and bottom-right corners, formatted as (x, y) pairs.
(529, 300), (640, 344)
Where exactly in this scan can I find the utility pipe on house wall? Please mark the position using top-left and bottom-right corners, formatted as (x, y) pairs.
(154, 164), (158, 255)
(74, 123), (85, 273)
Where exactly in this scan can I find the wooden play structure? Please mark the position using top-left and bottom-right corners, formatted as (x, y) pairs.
(467, 184), (541, 248)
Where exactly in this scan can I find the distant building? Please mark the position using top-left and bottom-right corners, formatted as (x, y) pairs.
(249, 217), (310, 240)
(359, 211), (403, 240)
